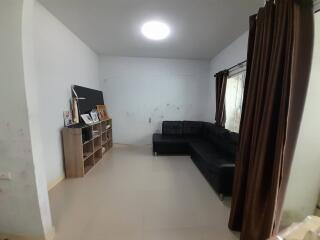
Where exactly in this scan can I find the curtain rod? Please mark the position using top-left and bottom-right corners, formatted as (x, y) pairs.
(214, 59), (247, 77)
(227, 59), (247, 72)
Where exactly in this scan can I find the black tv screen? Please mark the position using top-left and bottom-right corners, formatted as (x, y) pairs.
(72, 85), (104, 114)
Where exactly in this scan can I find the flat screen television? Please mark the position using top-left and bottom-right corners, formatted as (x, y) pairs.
(72, 85), (104, 115)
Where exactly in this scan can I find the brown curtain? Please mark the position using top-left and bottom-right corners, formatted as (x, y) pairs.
(228, 0), (314, 240)
(215, 70), (229, 127)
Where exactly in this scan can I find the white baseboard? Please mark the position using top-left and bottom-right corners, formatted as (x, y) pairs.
(45, 227), (55, 240)
(48, 175), (65, 191)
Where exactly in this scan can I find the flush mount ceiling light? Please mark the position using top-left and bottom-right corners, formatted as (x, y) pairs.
(141, 21), (171, 41)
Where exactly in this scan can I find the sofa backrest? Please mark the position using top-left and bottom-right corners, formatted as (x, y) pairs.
(162, 120), (239, 159)
(201, 122), (214, 140)
(202, 123), (239, 159)
(162, 121), (183, 135)
(183, 121), (204, 136)
(223, 132), (239, 159)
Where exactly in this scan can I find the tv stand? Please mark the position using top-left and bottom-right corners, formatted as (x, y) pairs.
(62, 119), (113, 177)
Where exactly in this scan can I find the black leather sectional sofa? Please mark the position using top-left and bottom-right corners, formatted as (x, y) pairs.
(153, 121), (239, 198)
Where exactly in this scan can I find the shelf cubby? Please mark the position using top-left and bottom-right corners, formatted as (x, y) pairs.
(94, 149), (102, 164)
(106, 129), (112, 142)
(83, 141), (93, 161)
(84, 155), (94, 174)
(92, 123), (101, 139)
(93, 136), (101, 152)
(82, 126), (93, 144)
(101, 132), (107, 144)
(101, 119), (112, 133)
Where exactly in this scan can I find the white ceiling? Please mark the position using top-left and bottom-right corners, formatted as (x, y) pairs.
(39, 0), (263, 60)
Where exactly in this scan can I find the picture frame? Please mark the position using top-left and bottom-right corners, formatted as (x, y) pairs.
(81, 114), (93, 125)
(90, 110), (99, 123)
(63, 111), (73, 127)
(96, 105), (109, 121)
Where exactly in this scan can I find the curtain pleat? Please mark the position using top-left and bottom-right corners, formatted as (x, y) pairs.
(215, 70), (229, 127)
(228, 0), (314, 239)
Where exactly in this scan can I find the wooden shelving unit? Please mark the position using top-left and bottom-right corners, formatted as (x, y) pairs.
(62, 119), (113, 178)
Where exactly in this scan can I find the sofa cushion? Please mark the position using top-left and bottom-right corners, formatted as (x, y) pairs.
(153, 133), (189, 155)
(183, 121), (204, 136)
(189, 141), (233, 172)
(189, 141), (218, 158)
(153, 133), (187, 144)
(207, 124), (229, 147)
(185, 136), (205, 143)
(162, 121), (183, 136)
(221, 132), (239, 159)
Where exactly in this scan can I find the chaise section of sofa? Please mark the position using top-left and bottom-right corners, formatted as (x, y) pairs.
(152, 121), (239, 198)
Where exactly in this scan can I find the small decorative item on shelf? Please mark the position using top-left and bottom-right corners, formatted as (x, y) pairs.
(81, 114), (93, 124)
(72, 86), (86, 124)
(63, 111), (73, 127)
(72, 98), (79, 124)
(96, 105), (109, 121)
(102, 147), (106, 154)
(90, 110), (99, 123)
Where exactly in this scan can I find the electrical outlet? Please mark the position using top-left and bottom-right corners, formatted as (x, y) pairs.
(0, 172), (12, 180)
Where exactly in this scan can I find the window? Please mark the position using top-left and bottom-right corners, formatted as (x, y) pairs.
(225, 71), (246, 133)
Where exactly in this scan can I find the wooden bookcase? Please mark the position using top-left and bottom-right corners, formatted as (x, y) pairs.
(62, 119), (113, 178)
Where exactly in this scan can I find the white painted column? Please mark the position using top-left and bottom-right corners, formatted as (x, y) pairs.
(0, 0), (54, 239)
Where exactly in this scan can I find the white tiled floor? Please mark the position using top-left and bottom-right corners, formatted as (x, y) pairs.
(49, 144), (239, 240)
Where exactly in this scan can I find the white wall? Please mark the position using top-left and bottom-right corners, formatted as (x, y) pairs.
(208, 31), (249, 122)
(33, 2), (100, 187)
(99, 56), (210, 145)
(0, 0), (53, 237)
(315, 0), (320, 12)
(281, 12), (320, 227)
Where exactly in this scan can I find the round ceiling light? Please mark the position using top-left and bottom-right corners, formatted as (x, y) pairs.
(141, 21), (171, 41)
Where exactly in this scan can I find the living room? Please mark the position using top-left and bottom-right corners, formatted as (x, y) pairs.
(0, 0), (320, 240)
